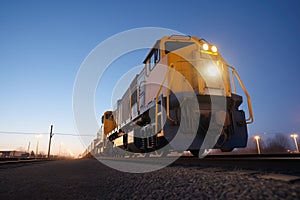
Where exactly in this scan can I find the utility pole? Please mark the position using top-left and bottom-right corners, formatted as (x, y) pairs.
(27, 141), (30, 153)
(35, 136), (40, 159)
(47, 125), (54, 158)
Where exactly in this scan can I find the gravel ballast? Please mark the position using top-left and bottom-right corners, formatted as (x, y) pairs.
(0, 159), (299, 200)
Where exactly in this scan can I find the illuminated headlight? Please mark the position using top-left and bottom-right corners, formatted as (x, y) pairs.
(211, 45), (218, 53)
(207, 65), (219, 77)
(202, 43), (209, 51)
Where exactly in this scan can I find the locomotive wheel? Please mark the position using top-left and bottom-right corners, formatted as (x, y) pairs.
(220, 148), (234, 152)
(190, 149), (207, 157)
(190, 150), (200, 157)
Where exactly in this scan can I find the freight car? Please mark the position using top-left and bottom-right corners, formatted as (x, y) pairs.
(93, 35), (253, 157)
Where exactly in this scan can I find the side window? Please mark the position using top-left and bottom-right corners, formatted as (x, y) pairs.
(150, 52), (155, 70)
(149, 48), (160, 71)
(106, 113), (113, 119)
(155, 48), (160, 64)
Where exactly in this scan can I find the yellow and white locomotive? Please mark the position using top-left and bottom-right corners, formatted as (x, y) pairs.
(94, 35), (253, 157)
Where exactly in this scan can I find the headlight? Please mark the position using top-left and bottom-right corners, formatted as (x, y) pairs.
(207, 65), (219, 77)
(211, 45), (218, 53)
(202, 43), (209, 51)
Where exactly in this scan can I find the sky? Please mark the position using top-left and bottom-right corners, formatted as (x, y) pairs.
(0, 0), (300, 156)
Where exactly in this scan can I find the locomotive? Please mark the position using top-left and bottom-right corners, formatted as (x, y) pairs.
(91, 35), (253, 157)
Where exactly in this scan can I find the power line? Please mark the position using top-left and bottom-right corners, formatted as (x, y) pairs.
(0, 131), (95, 137)
(0, 131), (48, 135)
(55, 133), (95, 137)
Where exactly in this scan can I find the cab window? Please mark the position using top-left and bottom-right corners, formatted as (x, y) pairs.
(165, 41), (194, 54)
(105, 113), (113, 119)
(149, 48), (160, 71)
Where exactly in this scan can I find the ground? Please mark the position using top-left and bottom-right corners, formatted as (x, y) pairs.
(0, 159), (299, 199)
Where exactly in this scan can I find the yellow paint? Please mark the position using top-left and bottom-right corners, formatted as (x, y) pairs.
(101, 35), (253, 143)
(157, 130), (164, 137)
(102, 111), (116, 135)
(143, 36), (233, 103)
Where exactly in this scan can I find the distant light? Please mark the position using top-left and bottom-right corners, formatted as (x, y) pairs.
(254, 135), (261, 154)
(290, 133), (299, 153)
(291, 134), (298, 138)
(202, 43), (209, 51)
(211, 45), (218, 52)
(207, 65), (219, 77)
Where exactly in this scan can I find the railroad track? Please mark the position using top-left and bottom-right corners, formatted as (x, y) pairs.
(94, 154), (300, 175)
(2, 154), (299, 176)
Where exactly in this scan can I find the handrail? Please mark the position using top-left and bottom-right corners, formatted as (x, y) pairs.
(155, 65), (177, 134)
(228, 65), (254, 124)
(167, 64), (177, 125)
(137, 80), (146, 115)
(231, 70), (236, 94)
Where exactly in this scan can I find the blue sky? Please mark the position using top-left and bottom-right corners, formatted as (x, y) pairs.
(0, 0), (300, 156)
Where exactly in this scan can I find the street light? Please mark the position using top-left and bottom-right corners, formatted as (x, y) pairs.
(254, 135), (261, 155)
(290, 134), (299, 153)
(35, 134), (42, 158)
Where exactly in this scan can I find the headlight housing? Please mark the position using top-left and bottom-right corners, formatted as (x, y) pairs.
(211, 45), (218, 53)
(202, 43), (209, 51)
(201, 43), (218, 54)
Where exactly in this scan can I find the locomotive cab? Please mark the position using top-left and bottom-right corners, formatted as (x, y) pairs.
(101, 111), (117, 136)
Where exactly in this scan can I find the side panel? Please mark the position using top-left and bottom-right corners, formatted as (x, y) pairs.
(144, 58), (168, 106)
(137, 68), (146, 111)
(121, 88), (130, 125)
(115, 100), (122, 128)
(130, 75), (138, 119)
